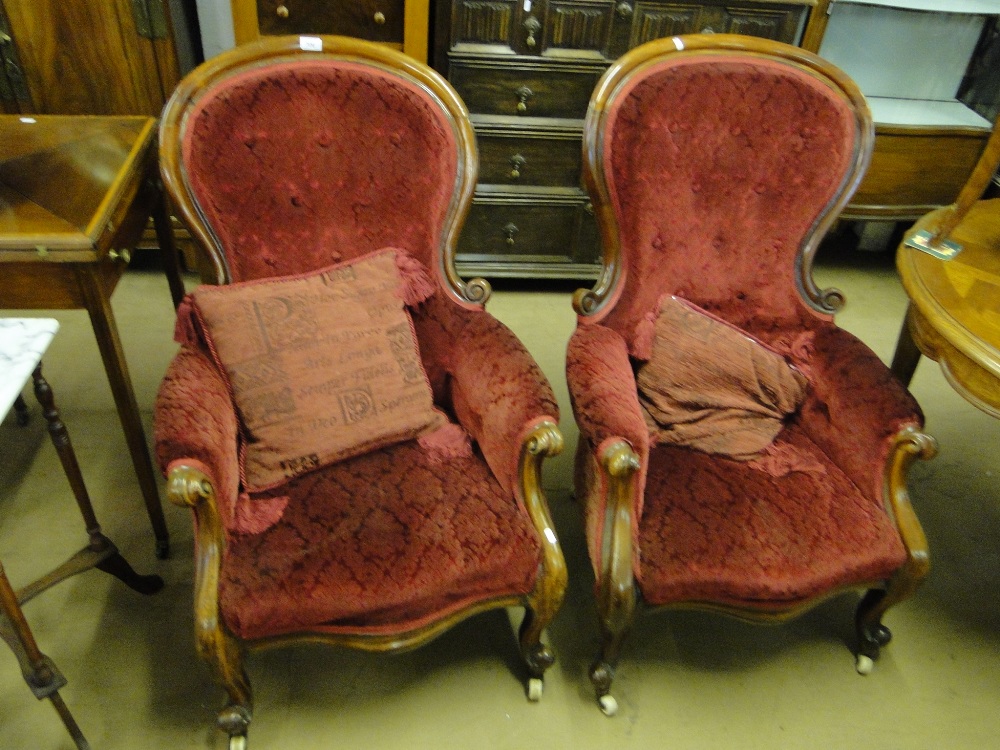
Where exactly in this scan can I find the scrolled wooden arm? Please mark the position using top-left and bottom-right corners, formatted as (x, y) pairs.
(519, 420), (566, 599)
(165, 464), (214, 508)
(884, 426), (938, 584)
(524, 419), (564, 461)
(598, 440), (641, 634)
(516, 420), (567, 677)
(165, 464), (252, 717)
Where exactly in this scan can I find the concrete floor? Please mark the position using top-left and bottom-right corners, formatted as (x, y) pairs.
(1, 245), (998, 749)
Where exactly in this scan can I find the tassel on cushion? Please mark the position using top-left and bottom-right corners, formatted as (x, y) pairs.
(394, 250), (437, 306)
(632, 313), (656, 360)
(172, 296), (201, 347)
(233, 492), (289, 535)
(418, 421), (473, 462)
(749, 438), (827, 478)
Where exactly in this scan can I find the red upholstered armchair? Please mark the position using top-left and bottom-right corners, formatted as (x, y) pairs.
(154, 37), (565, 748)
(566, 35), (937, 715)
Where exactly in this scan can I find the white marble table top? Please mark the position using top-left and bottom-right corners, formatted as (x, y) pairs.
(0, 318), (59, 421)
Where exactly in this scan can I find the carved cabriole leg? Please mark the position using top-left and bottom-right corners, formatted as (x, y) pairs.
(590, 441), (640, 716)
(166, 465), (252, 744)
(517, 421), (566, 701)
(855, 426), (937, 675)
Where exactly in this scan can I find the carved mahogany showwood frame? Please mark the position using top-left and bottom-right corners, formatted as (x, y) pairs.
(159, 37), (565, 746)
(572, 34), (937, 708)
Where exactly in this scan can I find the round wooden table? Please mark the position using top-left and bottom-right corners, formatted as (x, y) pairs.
(892, 197), (1000, 418)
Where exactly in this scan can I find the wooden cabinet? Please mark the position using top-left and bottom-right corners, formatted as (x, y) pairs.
(230, 0), (431, 63)
(435, 0), (821, 279)
(814, 0), (1000, 221)
(0, 0), (181, 116)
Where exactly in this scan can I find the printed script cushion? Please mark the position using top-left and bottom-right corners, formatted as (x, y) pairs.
(187, 248), (444, 491)
(636, 295), (807, 460)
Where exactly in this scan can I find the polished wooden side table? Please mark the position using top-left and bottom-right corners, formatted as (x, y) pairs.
(1, 318), (164, 750)
(891, 199), (1000, 418)
(0, 115), (186, 557)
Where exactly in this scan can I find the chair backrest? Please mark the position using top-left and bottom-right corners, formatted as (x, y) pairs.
(574, 35), (873, 345)
(160, 36), (483, 304)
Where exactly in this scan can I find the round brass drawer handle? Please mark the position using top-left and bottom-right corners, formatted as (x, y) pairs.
(503, 222), (519, 247)
(374, 11), (386, 24)
(276, 4), (289, 18)
(515, 85), (533, 114)
(616, 2), (633, 18)
(524, 16), (541, 48)
(510, 154), (526, 180)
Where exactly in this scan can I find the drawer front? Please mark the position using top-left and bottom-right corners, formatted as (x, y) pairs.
(845, 129), (989, 220)
(543, 0), (616, 57)
(609, 2), (807, 58)
(449, 0), (521, 50)
(450, 57), (604, 118)
(456, 190), (599, 270)
(715, 4), (806, 41)
(449, 0), (615, 57)
(256, 0), (405, 44)
(475, 120), (583, 187)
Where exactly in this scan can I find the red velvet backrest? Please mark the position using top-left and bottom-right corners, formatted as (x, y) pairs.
(178, 59), (459, 283)
(592, 50), (863, 345)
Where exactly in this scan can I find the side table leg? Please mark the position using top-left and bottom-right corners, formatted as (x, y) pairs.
(891, 304), (923, 387)
(31, 363), (165, 596)
(79, 269), (170, 558)
(13, 394), (29, 426)
(0, 562), (91, 750)
(151, 181), (186, 310)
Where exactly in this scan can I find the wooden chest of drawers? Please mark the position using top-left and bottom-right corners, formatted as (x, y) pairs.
(435, 0), (821, 279)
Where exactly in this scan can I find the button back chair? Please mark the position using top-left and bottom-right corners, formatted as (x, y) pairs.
(566, 34), (937, 715)
(154, 36), (565, 748)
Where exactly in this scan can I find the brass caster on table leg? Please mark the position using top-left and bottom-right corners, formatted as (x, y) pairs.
(527, 677), (543, 702)
(229, 735), (247, 750)
(598, 694), (618, 716)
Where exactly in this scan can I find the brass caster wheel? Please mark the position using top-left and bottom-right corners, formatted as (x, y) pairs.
(855, 654), (874, 675)
(229, 735), (247, 750)
(598, 694), (618, 716)
(527, 677), (543, 701)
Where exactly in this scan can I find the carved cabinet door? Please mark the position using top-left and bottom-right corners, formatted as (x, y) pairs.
(0, 0), (180, 115)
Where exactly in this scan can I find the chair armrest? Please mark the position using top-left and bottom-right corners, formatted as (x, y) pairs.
(567, 324), (648, 598)
(154, 345), (240, 527)
(566, 324), (650, 458)
(447, 310), (560, 495)
(796, 325), (925, 500)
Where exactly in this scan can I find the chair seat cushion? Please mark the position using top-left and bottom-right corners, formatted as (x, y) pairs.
(637, 422), (906, 608)
(184, 248), (444, 492)
(218, 438), (541, 640)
